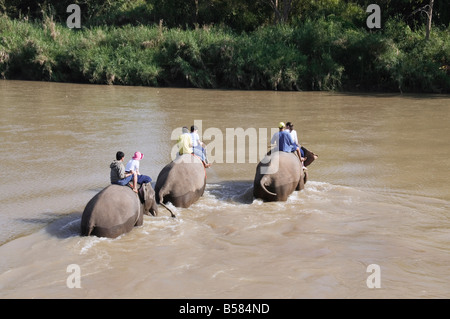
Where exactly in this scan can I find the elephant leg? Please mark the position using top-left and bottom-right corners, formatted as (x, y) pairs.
(296, 169), (308, 191)
(135, 209), (144, 227)
(296, 177), (303, 191)
(92, 220), (134, 238)
(296, 168), (306, 191)
(80, 222), (93, 236)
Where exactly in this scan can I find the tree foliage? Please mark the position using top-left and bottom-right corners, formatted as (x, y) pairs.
(1, 0), (448, 31)
(0, 1), (448, 92)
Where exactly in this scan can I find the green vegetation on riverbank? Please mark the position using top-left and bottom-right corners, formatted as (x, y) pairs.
(0, 1), (449, 92)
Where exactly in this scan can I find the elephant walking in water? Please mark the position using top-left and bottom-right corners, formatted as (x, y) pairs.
(253, 147), (317, 202)
(80, 182), (174, 238)
(155, 154), (206, 208)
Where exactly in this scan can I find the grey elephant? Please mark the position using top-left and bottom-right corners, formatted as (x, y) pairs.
(80, 182), (175, 238)
(253, 151), (304, 202)
(155, 154), (206, 208)
(253, 147), (317, 201)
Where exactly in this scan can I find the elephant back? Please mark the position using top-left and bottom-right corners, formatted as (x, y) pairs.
(155, 154), (206, 207)
(173, 154), (206, 182)
(253, 151), (302, 202)
(81, 185), (140, 237)
(256, 151), (301, 182)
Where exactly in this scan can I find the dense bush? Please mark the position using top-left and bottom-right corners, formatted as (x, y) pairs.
(1, 1), (448, 32)
(0, 14), (449, 92)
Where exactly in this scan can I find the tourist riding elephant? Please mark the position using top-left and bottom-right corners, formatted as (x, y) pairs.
(253, 151), (306, 202)
(80, 182), (175, 238)
(155, 154), (206, 208)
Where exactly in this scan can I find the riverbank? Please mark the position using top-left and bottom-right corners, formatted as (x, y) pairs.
(0, 16), (449, 93)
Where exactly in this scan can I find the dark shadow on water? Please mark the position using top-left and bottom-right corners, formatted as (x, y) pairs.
(15, 211), (83, 239)
(44, 212), (83, 239)
(206, 180), (255, 204)
(329, 91), (450, 100)
(15, 212), (65, 225)
(87, 186), (106, 193)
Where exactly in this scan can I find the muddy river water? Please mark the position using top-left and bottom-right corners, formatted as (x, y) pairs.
(0, 80), (448, 298)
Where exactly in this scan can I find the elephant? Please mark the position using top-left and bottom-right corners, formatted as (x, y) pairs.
(253, 151), (304, 202)
(80, 182), (175, 238)
(155, 154), (206, 208)
(253, 147), (318, 201)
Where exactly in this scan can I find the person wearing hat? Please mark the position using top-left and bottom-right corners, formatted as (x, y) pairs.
(271, 122), (303, 165)
(125, 151), (152, 185)
(110, 151), (138, 193)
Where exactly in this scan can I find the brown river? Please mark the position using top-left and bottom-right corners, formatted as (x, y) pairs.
(0, 80), (449, 299)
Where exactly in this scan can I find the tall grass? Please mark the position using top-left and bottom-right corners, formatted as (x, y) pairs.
(0, 15), (448, 92)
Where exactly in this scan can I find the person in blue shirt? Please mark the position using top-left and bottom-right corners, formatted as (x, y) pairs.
(272, 122), (305, 168)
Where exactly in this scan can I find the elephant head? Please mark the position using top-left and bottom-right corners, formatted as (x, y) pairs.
(138, 182), (176, 218)
(138, 182), (157, 216)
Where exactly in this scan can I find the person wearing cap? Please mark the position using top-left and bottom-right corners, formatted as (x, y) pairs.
(190, 125), (211, 168)
(271, 122), (303, 165)
(125, 151), (152, 185)
(270, 125), (280, 152)
(270, 122), (290, 149)
(110, 151), (138, 193)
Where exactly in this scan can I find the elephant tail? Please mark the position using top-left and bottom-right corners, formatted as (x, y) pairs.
(157, 186), (176, 218)
(160, 202), (176, 218)
(260, 175), (277, 197)
(157, 186), (166, 205)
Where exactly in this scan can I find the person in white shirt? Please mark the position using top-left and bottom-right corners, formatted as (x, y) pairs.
(190, 125), (211, 168)
(286, 122), (304, 158)
(286, 121), (309, 170)
(125, 151), (152, 185)
(286, 122), (298, 144)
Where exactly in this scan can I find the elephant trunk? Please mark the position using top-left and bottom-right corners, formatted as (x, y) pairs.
(147, 200), (158, 217)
